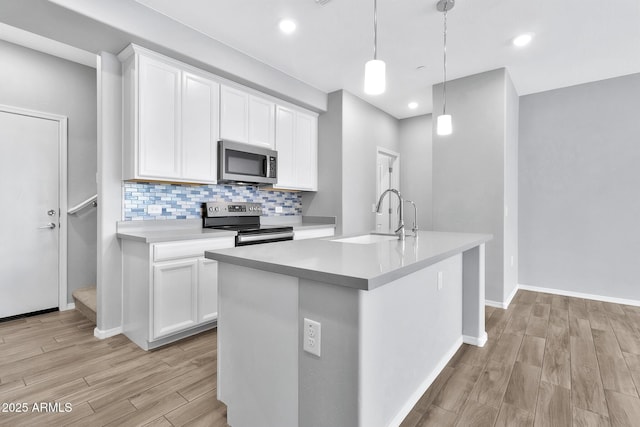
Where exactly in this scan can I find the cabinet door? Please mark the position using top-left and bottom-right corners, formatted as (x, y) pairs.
(248, 96), (275, 148)
(198, 258), (218, 323)
(138, 55), (181, 179)
(275, 105), (296, 188)
(220, 85), (249, 143)
(153, 259), (198, 339)
(295, 112), (318, 191)
(182, 72), (220, 183)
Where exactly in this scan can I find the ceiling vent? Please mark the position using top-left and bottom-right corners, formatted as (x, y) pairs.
(315, 0), (331, 5)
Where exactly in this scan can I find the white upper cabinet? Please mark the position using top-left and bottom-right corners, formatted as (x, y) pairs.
(220, 85), (249, 143)
(248, 96), (275, 148)
(120, 45), (219, 184)
(182, 72), (220, 182)
(137, 55), (182, 180)
(221, 85), (275, 149)
(120, 44), (316, 187)
(275, 106), (296, 188)
(295, 111), (318, 190)
(275, 105), (318, 191)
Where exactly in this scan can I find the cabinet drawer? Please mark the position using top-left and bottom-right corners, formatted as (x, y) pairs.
(153, 237), (235, 261)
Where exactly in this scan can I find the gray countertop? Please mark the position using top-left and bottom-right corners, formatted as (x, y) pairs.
(205, 230), (492, 291)
(116, 216), (336, 243)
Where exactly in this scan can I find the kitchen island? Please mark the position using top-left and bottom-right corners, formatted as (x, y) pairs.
(205, 230), (491, 427)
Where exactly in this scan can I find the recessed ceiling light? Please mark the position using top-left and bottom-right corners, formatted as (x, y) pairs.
(279, 19), (297, 34)
(513, 33), (533, 47)
(408, 102), (419, 109)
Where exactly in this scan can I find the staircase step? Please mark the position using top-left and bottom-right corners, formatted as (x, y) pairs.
(72, 286), (96, 324)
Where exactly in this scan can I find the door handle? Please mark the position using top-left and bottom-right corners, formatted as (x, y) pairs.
(38, 223), (56, 229)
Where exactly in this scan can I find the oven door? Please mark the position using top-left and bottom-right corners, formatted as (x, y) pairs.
(236, 229), (294, 246)
(218, 140), (277, 185)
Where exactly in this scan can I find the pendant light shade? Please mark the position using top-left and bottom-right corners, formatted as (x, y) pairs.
(364, 0), (386, 95)
(436, 0), (454, 136)
(436, 114), (452, 136)
(364, 59), (386, 95)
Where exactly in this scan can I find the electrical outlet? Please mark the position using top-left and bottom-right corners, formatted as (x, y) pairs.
(275, 206), (283, 213)
(303, 318), (321, 357)
(147, 205), (162, 214)
(437, 271), (444, 290)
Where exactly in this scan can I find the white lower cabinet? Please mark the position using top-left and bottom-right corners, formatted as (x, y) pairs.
(122, 236), (234, 350)
(153, 258), (198, 339)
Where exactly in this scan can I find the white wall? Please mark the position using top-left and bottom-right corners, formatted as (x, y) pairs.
(519, 73), (640, 301)
(2, 0), (326, 112)
(399, 114), (433, 230)
(96, 52), (123, 334)
(0, 40), (97, 304)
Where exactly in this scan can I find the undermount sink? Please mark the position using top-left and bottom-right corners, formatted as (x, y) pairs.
(331, 234), (399, 244)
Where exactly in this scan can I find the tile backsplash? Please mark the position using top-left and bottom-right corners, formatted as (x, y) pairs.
(123, 182), (302, 221)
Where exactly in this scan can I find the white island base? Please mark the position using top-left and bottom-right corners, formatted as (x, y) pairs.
(208, 233), (488, 427)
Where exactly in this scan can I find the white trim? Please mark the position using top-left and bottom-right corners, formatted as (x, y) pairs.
(485, 284), (519, 309)
(485, 299), (507, 309)
(0, 23), (97, 68)
(463, 332), (488, 347)
(94, 326), (123, 339)
(388, 336), (463, 427)
(62, 302), (76, 311)
(0, 104), (69, 316)
(518, 283), (640, 307)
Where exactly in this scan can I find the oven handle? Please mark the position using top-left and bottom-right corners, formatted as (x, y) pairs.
(236, 231), (295, 244)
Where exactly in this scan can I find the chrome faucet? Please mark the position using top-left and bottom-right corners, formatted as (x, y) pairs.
(405, 200), (418, 235)
(375, 189), (405, 241)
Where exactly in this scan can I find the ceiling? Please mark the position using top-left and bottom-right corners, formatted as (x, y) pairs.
(120, 1), (640, 118)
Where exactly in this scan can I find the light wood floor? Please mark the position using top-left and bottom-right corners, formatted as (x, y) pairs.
(401, 290), (640, 427)
(2, 290), (640, 426)
(0, 310), (228, 426)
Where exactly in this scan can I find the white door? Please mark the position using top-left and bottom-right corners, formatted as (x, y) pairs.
(0, 109), (62, 318)
(153, 259), (198, 339)
(198, 258), (218, 323)
(375, 149), (400, 233)
(181, 71), (219, 183)
(248, 95), (275, 148)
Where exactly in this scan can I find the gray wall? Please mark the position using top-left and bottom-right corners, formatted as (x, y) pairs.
(0, 40), (97, 304)
(519, 73), (640, 301)
(341, 91), (400, 235)
(304, 90), (400, 236)
(399, 114), (433, 230)
(504, 76), (519, 302)
(432, 68), (518, 304)
(303, 91), (343, 232)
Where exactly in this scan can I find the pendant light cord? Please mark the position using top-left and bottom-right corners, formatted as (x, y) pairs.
(442, 4), (448, 115)
(373, 0), (378, 60)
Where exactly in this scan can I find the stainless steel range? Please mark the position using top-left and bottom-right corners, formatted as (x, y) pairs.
(203, 202), (294, 246)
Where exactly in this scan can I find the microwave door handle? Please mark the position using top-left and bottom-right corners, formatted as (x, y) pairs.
(264, 157), (269, 178)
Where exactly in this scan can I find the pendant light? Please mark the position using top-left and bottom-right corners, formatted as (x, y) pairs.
(364, 0), (386, 95)
(436, 0), (454, 136)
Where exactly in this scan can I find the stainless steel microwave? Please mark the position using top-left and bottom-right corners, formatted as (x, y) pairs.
(218, 140), (277, 185)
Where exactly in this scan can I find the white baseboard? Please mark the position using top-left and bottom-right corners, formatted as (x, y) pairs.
(94, 326), (123, 339)
(389, 336), (463, 427)
(485, 284), (519, 309)
(518, 283), (640, 307)
(463, 332), (488, 347)
(61, 302), (76, 311)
